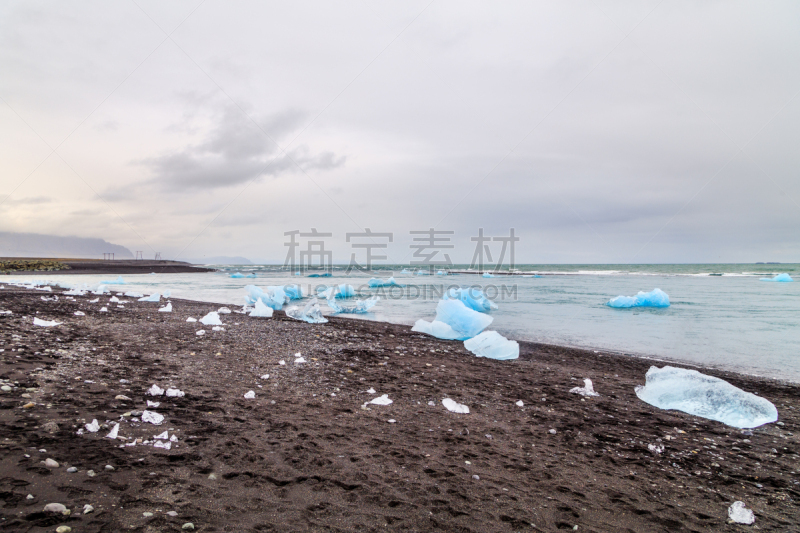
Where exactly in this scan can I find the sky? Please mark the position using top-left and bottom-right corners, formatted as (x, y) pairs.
(1, 0), (799, 265)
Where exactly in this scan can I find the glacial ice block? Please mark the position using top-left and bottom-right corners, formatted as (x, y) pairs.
(760, 273), (793, 282)
(244, 285), (288, 310)
(413, 299), (493, 340)
(444, 287), (498, 313)
(635, 366), (778, 428)
(199, 312), (222, 326)
(249, 299), (274, 317)
(246, 273), (256, 278)
(482, 272), (494, 278)
(158, 303), (172, 313)
(327, 292), (379, 314)
(607, 288), (670, 308)
(411, 319), (462, 340)
(337, 284), (355, 298)
(463, 331), (519, 360)
(138, 293), (161, 302)
(283, 284), (304, 300)
(285, 298), (328, 324)
(101, 276), (125, 284)
(230, 272), (245, 278)
(368, 277), (404, 288)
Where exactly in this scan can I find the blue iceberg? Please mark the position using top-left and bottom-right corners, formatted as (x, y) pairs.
(607, 288), (670, 308)
(464, 331), (519, 360)
(285, 298), (328, 324)
(230, 272), (245, 278)
(412, 299), (493, 340)
(244, 285), (288, 310)
(416, 270), (429, 276)
(337, 284), (355, 298)
(283, 284), (304, 300)
(246, 273), (256, 278)
(760, 273), (793, 282)
(102, 276), (126, 284)
(401, 269), (411, 274)
(326, 292), (379, 314)
(308, 272), (332, 278)
(368, 277), (404, 288)
(436, 270), (447, 276)
(444, 287), (497, 313)
(635, 366), (778, 429)
(482, 272), (494, 278)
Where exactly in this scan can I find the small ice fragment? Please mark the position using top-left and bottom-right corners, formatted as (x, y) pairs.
(186, 317), (197, 322)
(648, 443), (664, 454)
(142, 410), (164, 425)
(109, 296), (120, 303)
(99, 307), (108, 312)
(388, 419), (396, 423)
(147, 400), (160, 408)
(74, 311), (85, 316)
(165, 388), (184, 397)
(89, 298), (99, 303)
(260, 374), (270, 380)
(124, 291), (143, 298)
(162, 290), (171, 298)
(482, 272), (494, 278)
(442, 398), (469, 414)
(428, 401), (435, 406)
(199, 312), (222, 325)
(367, 388), (376, 394)
(413, 299), (493, 340)
(369, 394), (393, 406)
(515, 400), (524, 407)
(158, 303), (172, 313)
(106, 423), (120, 439)
(244, 391), (256, 399)
(295, 357), (306, 363)
(33, 317), (61, 327)
(85, 419), (100, 433)
(212, 326), (224, 331)
(169, 434), (178, 442)
(138, 293), (161, 302)
(464, 331), (519, 360)
(249, 299), (274, 317)
(279, 360), (286, 365)
(218, 307), (231, 314)
(285, 298), (328, 324)
(570, 378), (600, 397)
(153, 440), (171, 450)
(147, 384), (165, 396)
(196, 330), (205, 336)
(154, 431), (169, 440)
(549, 428), (557, 434)
(728, 501), (755, 524)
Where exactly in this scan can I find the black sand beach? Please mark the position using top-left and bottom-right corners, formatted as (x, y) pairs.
(1, 285), (798, 532)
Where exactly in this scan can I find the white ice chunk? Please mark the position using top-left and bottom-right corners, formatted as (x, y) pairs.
(570, 378), (600, 397)
(64, 289), (87, 296)
(212, 326), (224, 331)
(367, 388), (376, 394)
(109, 296), (120, 303)
(249, 299), (274, 317)
(186, 317), (197, 322)
(147, 384), (165, 396)
(635, 366), (778, 428)
(33, 317), (61, 327)
(218, 307), (232, 314)
(196, 330), (205, 336)
(99, 307), (108, 312)
(442, 398), (469, 414)
(85, 419), (100, 433)
(88, 298), (99, 303)
(74, 311), (85, 316)
(158, 303), (172, 313)
(607, 288), (670, 308)
(368, 277), (404, 288)
(647, 443), (664, 454)
(279, 360), (285, 365)
(482, 272), (494, 278)
(154, 431), (169, 440)
(169, 434), (178, 442)
(369, 394), (393, 406)
(463, 331), (519, 360)
(244, 285), (288, 310)
(153, 440), (171, 450)
(124, 291), (143, 298)
(147, 400), (160, 408)
(244, 390), (256, 399)
(515, 400), (524, 407)
(728, 501), (755, 524)
(138, 293), (161, 302)
(294, 357), (306, 363)
(165, 388), (184, 397)
(260, 374), (270, 380)
(141, 410), (164, 425)
(285, 298), (328, 324)
(199, 311), (222, 325)
(444, 287), (497, 313)
(106, 423), (120, 439)
(326, 292), (379, 314)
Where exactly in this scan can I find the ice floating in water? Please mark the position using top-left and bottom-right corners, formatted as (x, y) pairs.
(246, 273), (256, 278)
(124, 291), (143, 298)
(326, 290), (379, 314)
(728, 501), (755, 524)
(199, 312), (222, 325)
(285, 298), (328, 324)
(607, 288), (670, 308)
(416, 270), (429, 276)
(158, 303), (172, 313)
(369, 394), (392, 406)
(33, 317), (61, 327)
(570, 378), (599, 397)
(336, 284), (355, 298)
(85, 419), (100, 433)
(760, 273), (793, 282)
(244, 390), (256, 399)
(307, 272), (331, 277)
(442, 398), (469, 414)
(368, 277), (404, 288)
(102, 276), (125, 284)
(106, 423), (120, 439)
(148, 384), (165, 396)
(283, 284), (304, 300)
(166, 388), (184, 397)
(482, 272), (494, 278)
(436, 270), (447, 276)
(412, 299), (493, 340)
(245, 285), (288, 310)
(141, 411), (164, 425)
(138, 293), (161, 302)
(635, 366), (778, 428)
(463, 331), (519, 360)
(249, 299), (274, 317)
(230, 272), (245, 278)
(444, 287), (497, 313)
(401, 269), (411, 274)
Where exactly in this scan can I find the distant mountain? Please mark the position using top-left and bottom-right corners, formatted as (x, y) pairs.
(0, 232), (134, 259)
(186, 255), (252, 265)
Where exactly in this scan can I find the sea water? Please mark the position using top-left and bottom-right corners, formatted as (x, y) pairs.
(10, 264), (799, 382)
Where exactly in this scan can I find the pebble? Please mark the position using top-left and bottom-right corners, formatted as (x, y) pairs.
(56, 527), (72, 533)
(26, 494), (34, 500)
(182, 523), (195, 530)
(208, 473), (217, 480)
(22, 402), (35, 409)
(105, 465), (115, 471)
(43, 503), (67, 513)
(472, 475), (480, 480)
(83, 504), (94, 514)
(549, 429), (557, 434)
(87, 470), (96, 477)
(1, 385), (11, 392)
(166, 511), (178, 517)
(21, 393), (31, 398)
(143, 512), (154, 517)
(44, 458), (60, 468)
(115, 395), (132, 401)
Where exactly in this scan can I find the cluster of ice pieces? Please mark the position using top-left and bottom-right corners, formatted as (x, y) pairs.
(326, 289), (379, 315)
(760, 273), (793, 282)
(412, 299), (493, 340)
(249, 299), (274, 317)
(444, 287), (497, 313)
(463, 331), (518, 360)
(368, 277), (404, 288)
(286, 298), (328, 324)
(635, 366), (778, 428)
(607, 288), (670, 308)
(245, 285), (288, 310)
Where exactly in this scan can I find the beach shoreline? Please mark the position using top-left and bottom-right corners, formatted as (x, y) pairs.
(0, 258), (215, 276)
(1, 286), (798, 532)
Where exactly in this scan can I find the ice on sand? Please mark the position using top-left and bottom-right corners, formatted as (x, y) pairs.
(285, 298), (328, 324)
(728, 501), (755, 524)
(106, 423), (120, 439)
(442, 398), (469, 414)
(369, 394), (392, 405)
(244, 391), (256, 399)
(212, 326), (224, 331)
(326, 291), (379, 314)
(33, 318), (61, 327)
(412, 299), (493, 340)
(74, 311), (85, 316)
(760, 273), (793, 282)
(368, 277), (404, 288)
(607, 288), (669, 308)
(166, 388), (184, 397)
(99, 307), (108, 312)
(196, 330), (205, 336)
(218, 307), (231, 314)
(85, 419), (100, 433)
(249, 299), (274, 317)
(186, 317), (197, 322)
(138, 293), (161, 302)
(102, 276), (125, 284)
(463, 331), (519, 360)
(444, 287), (497, 313)
(635, 366), (778, 428)
(154, 431), (169, 440)
(153, 440), (171, 450)
(158, 303), (172, 313)
(142, 411), (164, 425)
(570, 378), (600, 397)
(147, 400), (160, 408)
(148, 384), (165, 396)
(515, 400), (524, 407)
(109, 296), (120, 303)
(245, 285), (288, 310)
(124, 291), (143, 298)
(199, 312), (222, 325)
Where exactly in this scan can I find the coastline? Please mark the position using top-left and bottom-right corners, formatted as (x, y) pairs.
(1, 286), (798, 531)
(0, 258), (215, 276)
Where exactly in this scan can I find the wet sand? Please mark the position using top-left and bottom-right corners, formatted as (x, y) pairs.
(1, 285), (798, 532)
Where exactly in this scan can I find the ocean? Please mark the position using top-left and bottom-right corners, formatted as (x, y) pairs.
(9, 263), (799, 381)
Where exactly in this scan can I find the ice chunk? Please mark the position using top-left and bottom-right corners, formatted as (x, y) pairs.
(368, 277), (404, 288)
(244, 390), (256, 399)
(138, 293), (161, 302)
(482, 272), (494, 278)
(124, 291), (143, 298)
(154, 431), (169, 440)
(436, 270), (446, 276)
(244, 285), (288, 310)
(64, 289), (86, 296)
(246, 273), (256, 278)
(158, 303), (172, 313)
(74, 311), (85, 316)
(141, 410), (164, 425)
(99, 307), (108, 312)
(230, 272), (245, 278)
(411, 319), (461, 340)
(196, 330), (205, 336)
(85, 419), (100, 433)
(366, 388), (376, 394)
(199, 312), (222, 325)
(147, 384), (165, 396)
(147, 400), (160, 408)
(570, 378), (599, 397)
(285, 298), (328, 324)
(212, 326), (224, 331)
(283, 284), (304, 300)
(414, 299), (493, 340)
(33, 317), (61, 327)
(153, 440), (171, 450)
(728, 501), (755, 524)
(89, 298), (99, 303)
(260, 374), (270, 380)
(515, 400), (524, 407)
(186, 317), (197, 322)
(647, 443), (664, 454)
(760, 273), (793, 282)
(401, 269), (411, 274)
(635, 366), (778, 428)
(294, 356), (306, 363)
(326, 291), (379, 314)
(218, 307), (231, 314)
(442, 398), (469, 414)
(165, 388), (184, 397)
(109, 296), (120, 303)
(102, 276), (126, 284)
(416, 270), (429, 276)
(93, 284), (109, 294)
(444, 287), (497, 313)
(464, 331), (519, 360)
(607, 288), (669, 308)
(336, 284), (355, 298)
(162, 290), (171, 298)
(249, 299), (274, 317)
(369, 394), (392, 405)
(106, 423), (120, 439)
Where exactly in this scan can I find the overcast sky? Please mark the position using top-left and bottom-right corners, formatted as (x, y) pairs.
(1, 1), (798, 264)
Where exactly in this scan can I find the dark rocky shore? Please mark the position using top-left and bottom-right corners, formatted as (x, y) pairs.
(0, 259), (214, 276)
(0, 285), (798, 532)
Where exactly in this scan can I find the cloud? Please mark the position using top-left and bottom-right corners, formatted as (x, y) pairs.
(139, 105), (345, 191)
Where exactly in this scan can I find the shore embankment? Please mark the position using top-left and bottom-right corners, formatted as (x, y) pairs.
(0, 258), (215, 275)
